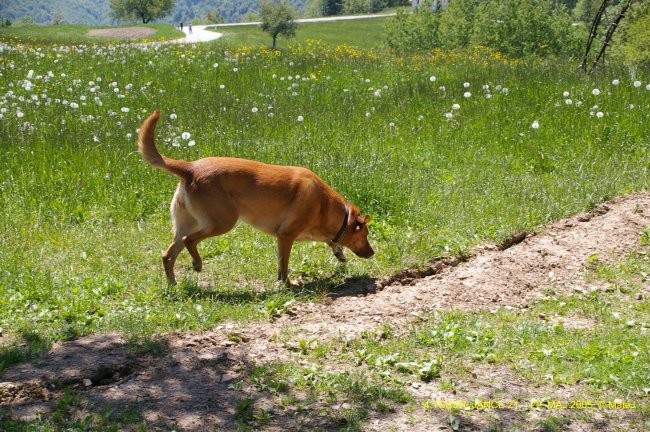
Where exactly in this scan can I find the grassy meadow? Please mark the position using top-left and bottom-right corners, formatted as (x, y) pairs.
(0, 21), (648, 342)
(0, 23), (183, 44)
(212, 17), (393, 49)
(0, 18), (649, 430)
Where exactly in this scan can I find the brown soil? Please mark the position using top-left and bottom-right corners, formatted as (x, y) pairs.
(1, 192), (649, 431)
(88, 27), (156, 38)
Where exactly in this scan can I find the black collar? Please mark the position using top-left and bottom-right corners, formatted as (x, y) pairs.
(331, 204), (349, 244)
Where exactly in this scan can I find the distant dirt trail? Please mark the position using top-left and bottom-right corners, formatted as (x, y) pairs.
(1, 192), (649, 431)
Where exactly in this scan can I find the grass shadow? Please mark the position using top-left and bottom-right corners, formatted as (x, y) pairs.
(0, 331), (51, 373)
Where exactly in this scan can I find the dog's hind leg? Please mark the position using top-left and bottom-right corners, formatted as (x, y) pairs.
(182, 210), (238, 275)
(163, 189), (199, 284)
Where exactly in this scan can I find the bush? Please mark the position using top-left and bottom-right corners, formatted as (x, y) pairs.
(385, 7), (439, 52)
(469, 0), (584, 58)
(385, 0), (586, 58)
(343, 0), (388, 14)
(612, 3), (650, 69)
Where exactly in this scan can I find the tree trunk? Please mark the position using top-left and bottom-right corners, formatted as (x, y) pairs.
(272, 34), (277, 50)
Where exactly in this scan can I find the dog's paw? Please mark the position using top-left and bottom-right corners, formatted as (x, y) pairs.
(283, 277), (303, 288)
(192, 261), (202, 272)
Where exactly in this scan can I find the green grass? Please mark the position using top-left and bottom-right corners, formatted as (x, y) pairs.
(0, 22), (648, 352)
(0, 23), (182, 44)
(212, 16), (393, 49)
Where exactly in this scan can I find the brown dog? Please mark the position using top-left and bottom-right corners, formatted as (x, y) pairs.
(137, 110), (374, 284)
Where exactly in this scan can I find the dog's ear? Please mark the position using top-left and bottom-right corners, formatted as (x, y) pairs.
(354, 215), (371, 230)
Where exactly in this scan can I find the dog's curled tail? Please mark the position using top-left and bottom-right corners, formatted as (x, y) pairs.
(137, 109), (192, 180)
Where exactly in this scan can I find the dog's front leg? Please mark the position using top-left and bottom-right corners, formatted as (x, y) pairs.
(276, 236), (295, 285)
(330, 244), (347, 262)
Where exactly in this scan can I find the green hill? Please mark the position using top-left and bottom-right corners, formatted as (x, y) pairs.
(0, 0), (308, 26)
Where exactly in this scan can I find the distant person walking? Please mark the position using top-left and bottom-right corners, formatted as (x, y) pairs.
(180, 22), (184, 32)
(188, 23), (193, 34)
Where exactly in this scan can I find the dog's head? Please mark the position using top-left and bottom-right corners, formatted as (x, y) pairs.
(342, 207), (374, 259)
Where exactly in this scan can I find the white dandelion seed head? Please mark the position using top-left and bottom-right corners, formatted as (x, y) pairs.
(182, 132), (191, 140)
(219, 84), (225, 89)
(596, 111), (604, 118)
(251, 107), (258, 113)
(463, 82), (470, 88)
(188, 140), (196, 147)
(633, 80), (641, 88)
(429, 76), (436, 82)
(563, 91), (570, 97)
(612, 79), (619, 86)
(531, 120), (540, 129)
(170, 113), (177, 120)
(297, 115), (304, 122)
(121, 107), (129, 113)
(445, 112), (453, 120)
(565, 99), (573, 105)
(452, 103), (460, 110)
(463, 92), (471, 98)
(592, 88), (600, 96)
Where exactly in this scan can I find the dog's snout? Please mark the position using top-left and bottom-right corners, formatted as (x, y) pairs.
(354, 245), (375, 259)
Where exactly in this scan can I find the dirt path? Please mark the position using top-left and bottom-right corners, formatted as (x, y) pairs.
(1, 192), (649, 430)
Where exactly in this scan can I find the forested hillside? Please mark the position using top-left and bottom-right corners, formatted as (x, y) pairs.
(0, 0), (309, 25)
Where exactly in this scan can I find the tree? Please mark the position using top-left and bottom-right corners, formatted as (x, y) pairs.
(259, 1), (298, 49)
(109, 0), (175, 24)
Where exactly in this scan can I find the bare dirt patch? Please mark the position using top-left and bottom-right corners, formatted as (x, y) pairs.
(1, 192), (649, 431)
(88, 27), (156, 38)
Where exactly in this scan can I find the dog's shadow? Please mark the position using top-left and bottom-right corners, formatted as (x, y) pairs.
(168, 268), (377, 306)
(296, 273), (378, 299)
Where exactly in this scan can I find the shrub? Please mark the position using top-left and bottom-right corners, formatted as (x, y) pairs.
(469, 0), (584, 58)
(385, 0), (585, 58)
(384, 7), (439, 52)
